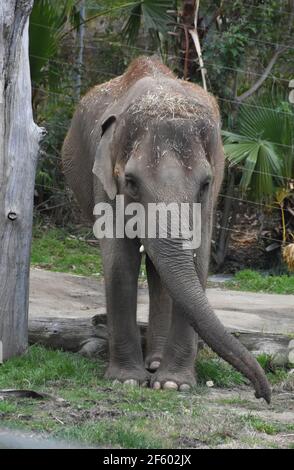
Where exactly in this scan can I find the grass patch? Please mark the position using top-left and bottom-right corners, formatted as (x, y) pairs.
(0, 347), (291, 448)
(0, 345), (288, 449)
(0, 345), (104, 389)
(216, 397), (251, 406)
(31, 225), (147, 279)
(241, 415), (280, 435)
(197, 349), (245, 387)
(31, 226), (103, 277)
(225, 269), (294, 294)
(266, 368), (289, 385)
(0, 346), (165, 448)
(56, 419), (163, 449)
(31, 228), (293, 293)
(241, 414), (294, 437)
(0, 401), (19, 414)
(0, 346), (184, 448)
(272, 371), (294, 392)
(256, 353), (273, 372)
(255, 354), (290, 385)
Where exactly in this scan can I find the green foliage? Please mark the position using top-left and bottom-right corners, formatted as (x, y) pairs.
(223, 95), (294, 202)
(256, 354), (289, 385)
(202, 0), (292, 113)
(256, 353), (273, 372)
(197, 350), (245, 387)
(29, 0), (77, 87)
(29, 1), (61, 86)
(34, 91), (75, 204)
(29, 0), (293, 260)
(121, 0), (173, 44)
(241, 415), (280, 435)
(225, 269), (294, 294)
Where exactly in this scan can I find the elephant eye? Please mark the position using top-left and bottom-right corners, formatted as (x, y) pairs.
(199, 179), (210, 200)
(125, 174), (138, 197)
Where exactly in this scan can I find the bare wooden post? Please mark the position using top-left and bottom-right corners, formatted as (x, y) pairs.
(0, 0), (43, 361)
(189, 0), (207, 91)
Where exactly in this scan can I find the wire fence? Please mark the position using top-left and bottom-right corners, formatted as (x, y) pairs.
(30, 0), (294, 38)
(31, 51), (289, 84)
(30, 37), (294, 117)
(34, 166), (294, 218)
(33, 67), (294, 216)
(33, 180), (292, 247)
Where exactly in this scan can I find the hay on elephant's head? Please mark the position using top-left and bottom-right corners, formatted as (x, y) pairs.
(282, 243), (294, 271)
(129, 89), (215, 125)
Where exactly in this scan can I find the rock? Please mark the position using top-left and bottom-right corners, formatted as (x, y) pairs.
(288, 349), (294, 365)
(288, 339), (294, 350)
(206, 381), (214, 388)
(272, 350), (289, 367)
(78, 338), (107, 358)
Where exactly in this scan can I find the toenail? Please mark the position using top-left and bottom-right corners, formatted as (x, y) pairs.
(163, 381), (178, 390)
(124, 379), (138, 386)
(149, 360), (160, 371)
(179, 384), (191, 391)
(153, 381), (161, 390)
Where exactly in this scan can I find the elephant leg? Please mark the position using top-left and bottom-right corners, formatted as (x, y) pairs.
(145, 255), (172, 372)
(100, 238), (148, 385)
(151, 301), (198, 390)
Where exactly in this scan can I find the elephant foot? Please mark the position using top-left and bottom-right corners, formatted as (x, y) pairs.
(105, 363), (149, 386)
(150, 369), (196, 391)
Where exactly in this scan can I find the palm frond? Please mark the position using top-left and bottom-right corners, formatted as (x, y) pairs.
(29, 0), (74, 87)
(239, 143), (259, 192)
(122, 0), (173, 44)
(121, 3), (143, 45)
(222, 94), (294, 202)
(224, 141), (258, 165)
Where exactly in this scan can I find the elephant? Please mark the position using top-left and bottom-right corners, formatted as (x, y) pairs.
(62, 56), (271, 402)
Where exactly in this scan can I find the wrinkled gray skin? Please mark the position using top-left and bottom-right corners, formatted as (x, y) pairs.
(62, 57), (271, 402)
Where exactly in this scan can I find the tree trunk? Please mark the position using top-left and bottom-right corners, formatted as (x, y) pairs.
(28, 314), (292, 364)
(0, 0), (43, 361)
(75, 0), (86, 100)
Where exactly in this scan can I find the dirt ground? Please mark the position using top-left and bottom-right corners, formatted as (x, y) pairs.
(29, 268), (294, 335)
(200, 386), (294, 448)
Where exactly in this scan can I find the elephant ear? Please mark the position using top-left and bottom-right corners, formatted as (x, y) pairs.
(92, 115), (117, 200)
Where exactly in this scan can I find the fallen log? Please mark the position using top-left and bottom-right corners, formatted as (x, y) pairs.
(28, 315), (294, 365)
(29, 315), (110, 357)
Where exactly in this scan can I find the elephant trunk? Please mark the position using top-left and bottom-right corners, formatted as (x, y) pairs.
(143, 237), (271, 403)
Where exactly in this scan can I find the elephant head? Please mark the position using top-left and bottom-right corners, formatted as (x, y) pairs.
(92, 79), (271, 403)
